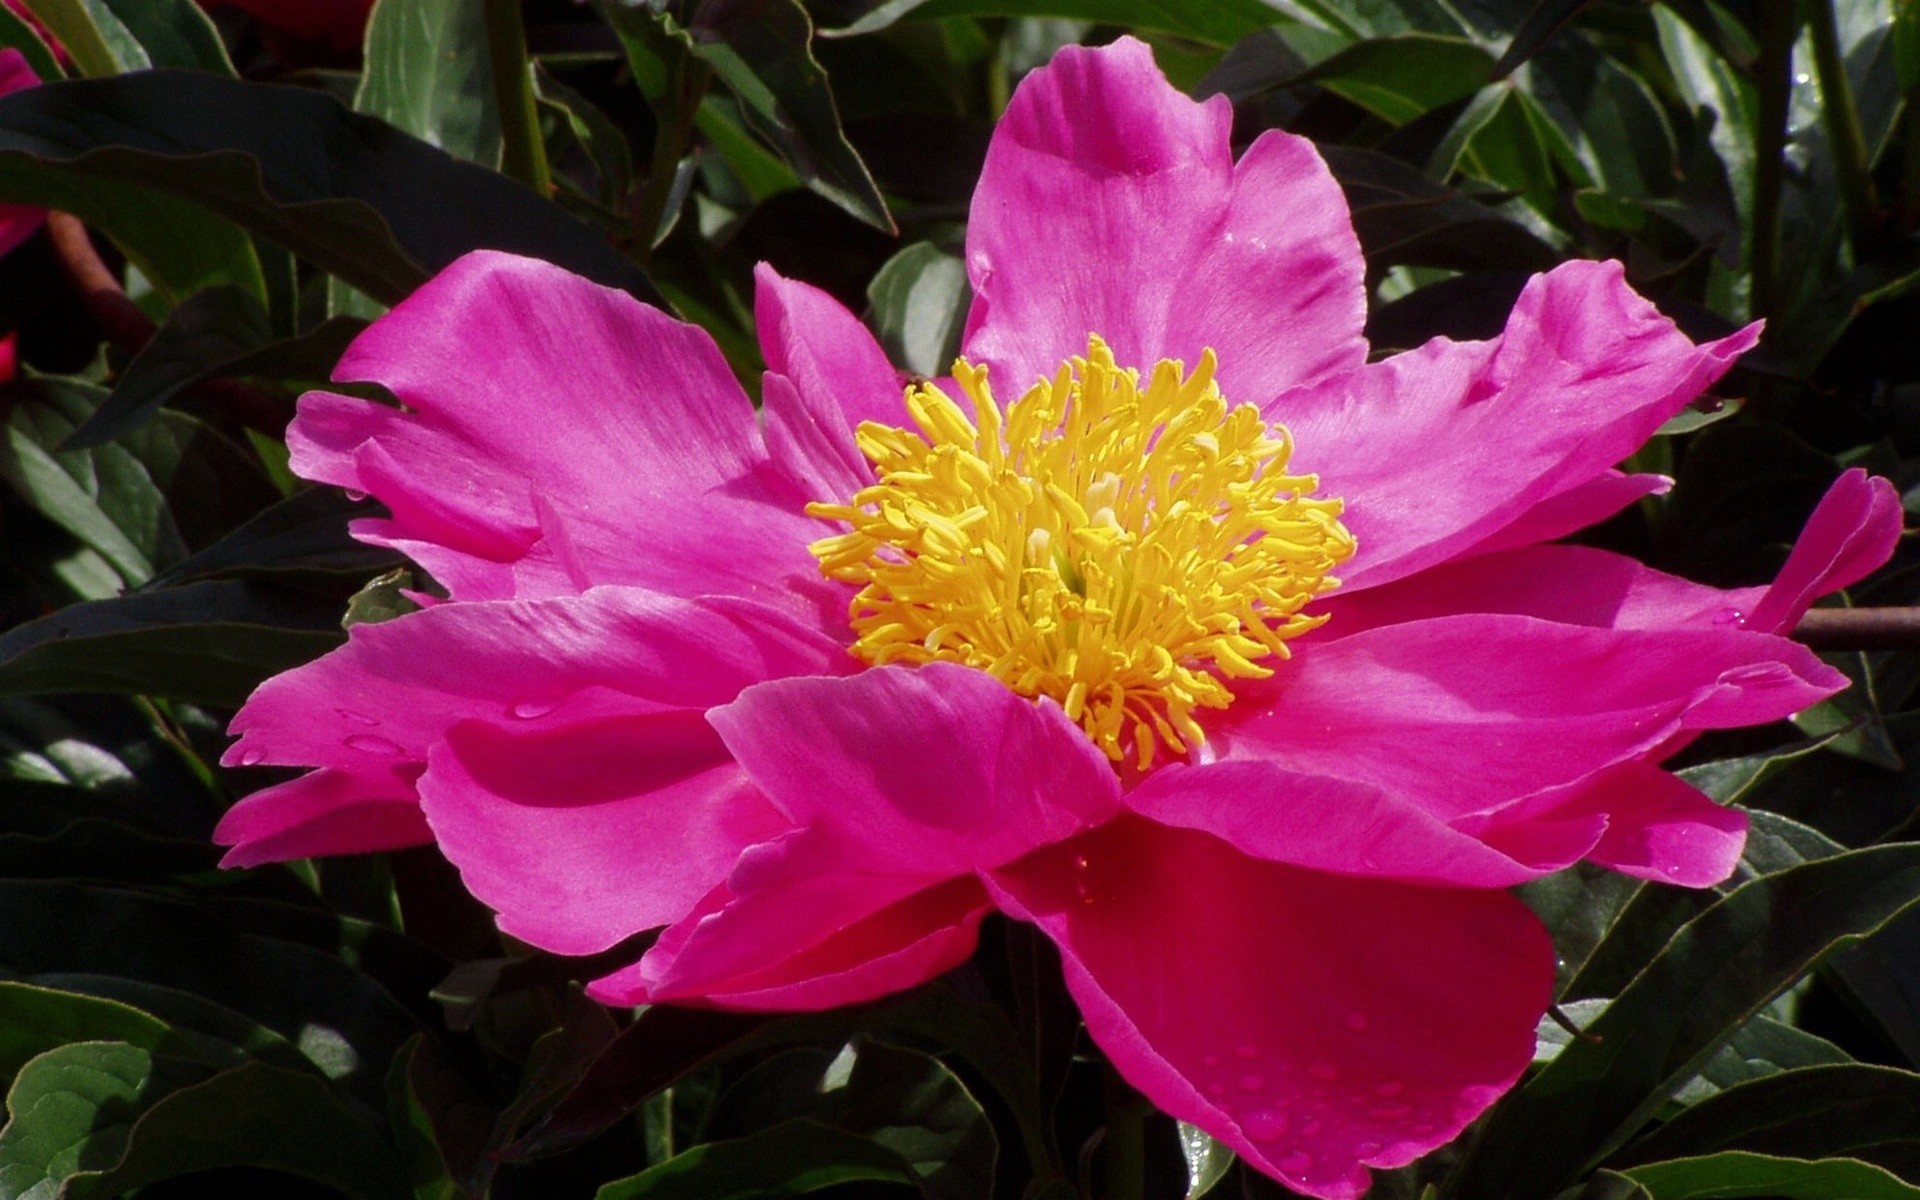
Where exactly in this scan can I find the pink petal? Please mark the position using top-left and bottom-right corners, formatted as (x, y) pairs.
(225, 587), (847, 772)
(422, 714), (788, 955)
(628, 663), (1121, 1004)
(986, 816), (1554, 1200)
(215, 764), (428, 867)
(1564, 763), (1748, 886)
(1217, 614), (1843, 823)
(1277, 260), (1759, 592)
(591, 873), (991, 1010)
(1320, 543), (1757, 639)
(755, 263), (905, 434)
(1122, 761), (1599, 888)
(289, 251), (834, 616)
(962, 37), (1366, 402)
(220, 589), (845, 913)
(1458, 469), (1670, 559)
(1745, 468), (1903, 633)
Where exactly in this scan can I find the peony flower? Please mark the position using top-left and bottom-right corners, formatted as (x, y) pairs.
(216, 37), (1901, 1200)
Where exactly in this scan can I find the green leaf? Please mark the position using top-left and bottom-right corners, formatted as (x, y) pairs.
(866, 242), (968, 378)
(0, 71), (660, 307)
(0, 580), (345, 705)
(1179, 1122), (1235, 1198)
(0, 1041), (191, 1200)
(1321, 144), (1561, 272)
(150, 486), (398, 586)
(1514, 32), (1678, 198)
(63, 1062), (411, 1200)
(1286, 33), (1495, 123)
(1622, 1152), (1920, 1200)
(1446, 842), (1920, 1199)
(357, 0), (501, 167)
(16, 0), (142, 77)
(707, 1038), (997, 1200)
(824, 0), (1288, 47)
(0, 982), (239, 1083)
(1611, 1063), (1920, 1169)
(595, 1118), (925, 1200)
(0, 3), (62, 82)
(94, 0), (233, 73)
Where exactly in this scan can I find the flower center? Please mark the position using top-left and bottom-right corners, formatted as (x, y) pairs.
(807, 337), (1354, 769)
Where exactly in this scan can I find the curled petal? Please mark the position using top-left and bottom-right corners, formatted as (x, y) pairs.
(216, 764), (427, 868)
(963, 37), (1366, 400)
(1277, 259), (1759, 592)
(986, 816), (1553, 1200)
(1745, 467), (1904, 633)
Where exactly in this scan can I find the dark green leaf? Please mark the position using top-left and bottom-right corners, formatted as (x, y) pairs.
(1621, 1151), (1920, 1199)
(1286, 33), (1495, 123)
(0, 71), (660, 306)
(61, 1061), (412, 1200)
(69, 285), (267, 449)
(95, 0), (233, 73)
(0, 3), (62, 81)
(594, 1118), (925, 1200)
(825, 0), (1288, 47)
(0, 580), (344, 706)
(357, 0), (501, 167)
(1321, 144), (1561, 272)
(1447, 843), (1920, 1198)
(0, 983), (239, 1083)
(1489, 0), (1591, 80)
(151, 486), (398, 586)
(1612, 1063), (1920, 1169)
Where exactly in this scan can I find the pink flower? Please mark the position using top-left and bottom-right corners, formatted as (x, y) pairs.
(216, 37), (1900, 1200)
(0, 47), (45, 259)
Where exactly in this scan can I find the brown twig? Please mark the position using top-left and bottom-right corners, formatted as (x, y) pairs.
(44, 212), (291, 436)
(1794, 607), (1920, 651)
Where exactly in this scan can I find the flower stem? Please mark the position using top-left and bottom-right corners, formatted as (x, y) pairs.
(1805, 0), (1881, 255)
(483, 0), (551, 196)
(1794, 607), (1920, 650)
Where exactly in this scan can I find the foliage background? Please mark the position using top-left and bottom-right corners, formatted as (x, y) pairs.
(2, 0), (1920, 1197)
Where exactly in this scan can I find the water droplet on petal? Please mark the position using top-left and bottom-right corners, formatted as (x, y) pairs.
(1279, 1150), (1314, 1175)
(1373, 1080), (1405, 1097)
(1234, 1044), (1258, 1060)
(344, 733), (403, 756)
(1238, 1073), (1265, 1092)
(1720, 662), (1791, 687)
(509, 695), (561, 720)
(236, 747), (265, 766)
(343, 488), (369, 502)
(1306, 1062), (1339, 1082)
(1714, 608), (1746, 627)
(1243, 1108), (1287, 1140)
(1343, 1010), (1369, 1032)
(335, 708), (379, 726)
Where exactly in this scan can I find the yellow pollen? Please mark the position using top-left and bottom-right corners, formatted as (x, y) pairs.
(807, 337), (1355, 769)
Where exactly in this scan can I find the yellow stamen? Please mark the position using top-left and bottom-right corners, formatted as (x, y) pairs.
(808, 337), (1355, 769)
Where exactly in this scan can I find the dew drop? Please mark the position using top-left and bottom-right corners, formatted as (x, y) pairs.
(1368, 1103), (1412, 1120)
(1373, 1080), (1405, 1098)
(1242, 1108), (1287, 1140)
(344, 733), (403, 755)
(1343, 1010), (1369, 1032)
(343, 488), (369, 502)
(236, 747), (265, 766)
(1720, 662), (1791, 687)
(1279, 1150), (1314, 1175)
(1713, 608), (1746, 628)
(1306, 1062), (1339, 1082)
(1238, 1073), (1265, 1092)
(1234, 1044), (1258, 1060)
(1793, 71), (1811, 85)
(335, 708), (379, 726)
(509, 695), (561, 720)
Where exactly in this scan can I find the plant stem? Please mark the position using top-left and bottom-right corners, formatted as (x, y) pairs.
(1794, 607), (1920, 650)
(1805, 0), (1881, 255)
(483, 0), (551, 195)
(631, 54), (710, 265)
(1101, 1066), (1149, 1200)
